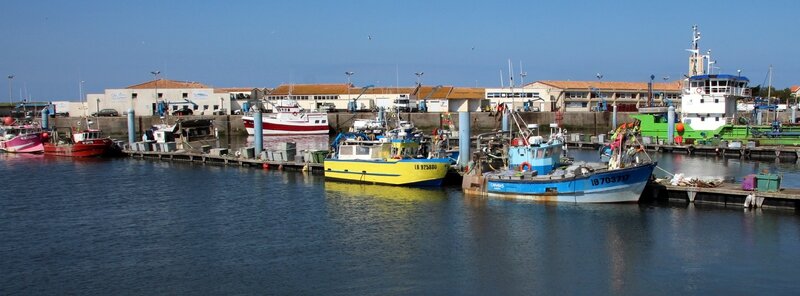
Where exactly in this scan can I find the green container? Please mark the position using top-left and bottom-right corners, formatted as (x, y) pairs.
(312, 150), (328, 163)
(756, 174), (781, 192)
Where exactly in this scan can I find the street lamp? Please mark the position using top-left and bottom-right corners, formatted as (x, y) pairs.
(96, 98), (100, 115)
(414, 72), (424, 86)
(344, 71), (354, 86)
(7, 75), (14, 104)
(79, 80), (85, 116)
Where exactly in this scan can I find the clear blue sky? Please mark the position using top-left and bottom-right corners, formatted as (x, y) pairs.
(1, 0), (798, 101)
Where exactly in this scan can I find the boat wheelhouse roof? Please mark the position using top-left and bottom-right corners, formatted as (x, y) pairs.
(689, 74), (749, 82)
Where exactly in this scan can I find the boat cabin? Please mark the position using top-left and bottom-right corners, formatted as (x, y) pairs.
(682, 74), (751, 131)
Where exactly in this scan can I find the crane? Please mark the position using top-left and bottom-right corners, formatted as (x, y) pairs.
(348, 84), (374, 113)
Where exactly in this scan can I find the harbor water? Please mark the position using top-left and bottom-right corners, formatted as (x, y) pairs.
(2, 147), (800, 295)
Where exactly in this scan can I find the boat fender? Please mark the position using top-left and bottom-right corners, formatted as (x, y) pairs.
(519, 162), (532, 172)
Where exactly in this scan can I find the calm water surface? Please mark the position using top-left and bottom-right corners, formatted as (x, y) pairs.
(1, 152), (799, 295)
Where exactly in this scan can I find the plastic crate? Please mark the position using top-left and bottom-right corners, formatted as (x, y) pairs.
(741, 174), (756, 191)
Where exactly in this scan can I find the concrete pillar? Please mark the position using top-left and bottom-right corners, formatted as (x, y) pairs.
(127, 109), (136, 145)
(41, 108), (49, 130)
(612, 104), (618, 129)
(792, 106), (797, 124)
(254, 110), (263, 156)
(501, 111), (509, 132)
(756, 110), (762, 125)
(667, 105), (675, 145)
(458, 112), (470, 168)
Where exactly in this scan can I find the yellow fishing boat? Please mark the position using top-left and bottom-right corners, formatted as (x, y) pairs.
(324, 133), (450, 186)
(325, 111), (452, 186)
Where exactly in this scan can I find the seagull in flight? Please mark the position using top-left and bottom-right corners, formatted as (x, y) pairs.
(368, 35), (373, 40)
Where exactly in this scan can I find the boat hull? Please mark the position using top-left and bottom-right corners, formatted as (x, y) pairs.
(632, 113), (800, 146)
(468, 163), (656, 203)
(44, 139), (116, 158)
(324, 158), (450, 186)
(243, 116), (329, 136)
(0, 133), (44, 153)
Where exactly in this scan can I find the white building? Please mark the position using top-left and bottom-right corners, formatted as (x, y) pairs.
(523, 80), (682, 112)
(88, 79), (255, 116)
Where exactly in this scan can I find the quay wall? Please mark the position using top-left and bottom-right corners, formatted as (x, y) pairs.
(43, 111), (794, 138)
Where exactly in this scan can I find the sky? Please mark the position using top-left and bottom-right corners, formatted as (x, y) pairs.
(0, 0), (798, 101)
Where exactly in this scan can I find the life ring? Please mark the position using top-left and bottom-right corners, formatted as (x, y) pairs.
(696, 88), (703, 94)
(519, 161), (532, 171)
(292, 112), (298, 116)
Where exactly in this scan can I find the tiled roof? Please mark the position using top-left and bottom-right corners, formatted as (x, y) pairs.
(415, 86), (453, 99)
(213, 87), (257, 93)
(447, 87), (485, 99)
(269, 84), (351, 95)
(127, 79), (210, 89)
(532, 80), (682, 91)
(791, 85), (799, 93)
(359, 87), (416, 94)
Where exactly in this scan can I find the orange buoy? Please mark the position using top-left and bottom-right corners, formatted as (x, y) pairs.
(3, 117), (14, 126)
(676, 123), (685, 133)
(675, 135), (683, 145)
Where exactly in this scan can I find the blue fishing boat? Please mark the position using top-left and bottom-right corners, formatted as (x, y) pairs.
(462, 116), (656, 203)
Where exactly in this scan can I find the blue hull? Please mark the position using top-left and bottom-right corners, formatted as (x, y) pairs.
(485, 163), (657, 203)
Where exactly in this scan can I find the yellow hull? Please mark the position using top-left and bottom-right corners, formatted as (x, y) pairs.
(323, 158), (450, 186)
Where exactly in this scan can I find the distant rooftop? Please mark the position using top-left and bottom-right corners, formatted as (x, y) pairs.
(126, 79), (210, 89)
(532, 80), (681, 91)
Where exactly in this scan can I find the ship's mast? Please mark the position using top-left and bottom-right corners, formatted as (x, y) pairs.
(688, 25), (704, 77)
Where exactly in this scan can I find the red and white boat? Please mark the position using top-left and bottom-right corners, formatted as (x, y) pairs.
(242, 100), (329, 136)
(44, 127), (121, 158)
(0, 117), (44, 153)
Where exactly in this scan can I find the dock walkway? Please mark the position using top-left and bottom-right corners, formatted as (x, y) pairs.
(125, 150), (324, 172)
(647, 182), (800, 209)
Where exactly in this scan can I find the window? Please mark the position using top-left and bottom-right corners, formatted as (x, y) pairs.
(715, 117), (720, 121)
(193, 105), (199, 110)
(157, 93), (163, 99)
(701, 117), (705, 121)
(322, 120), (327, 123)
(172, 105), (178, 111)
(182, 93), (188, 98)
(314, 120), (319, 124)
(132, 93), (138, 99)
(714, 99), (719, 103)
(700, 99), (704, 103)
(213, 105), (219, 110)
(203, 105), (209, 110)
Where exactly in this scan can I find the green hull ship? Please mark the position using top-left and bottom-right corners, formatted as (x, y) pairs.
(631, 26), (800, 147)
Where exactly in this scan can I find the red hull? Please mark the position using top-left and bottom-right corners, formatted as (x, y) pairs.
(243, 118), (328, 135)
(44, 139), (115, 158)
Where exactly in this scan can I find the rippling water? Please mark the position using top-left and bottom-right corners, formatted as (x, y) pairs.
(1, 153), (799, 295)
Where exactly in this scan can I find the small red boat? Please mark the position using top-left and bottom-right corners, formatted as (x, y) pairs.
(44, 128), (121, 158)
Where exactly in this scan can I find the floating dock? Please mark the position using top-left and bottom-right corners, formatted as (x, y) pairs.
(645, 182), (800, 210)
(567, 141), (800, 161)
(125, 150), (324, 172)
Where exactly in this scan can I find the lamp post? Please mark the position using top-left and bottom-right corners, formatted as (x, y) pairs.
(414, 72), (424, 86)
(150, 71), (161, 115)
(345, 71), (354, 101)
(7, 75), (13, 105)
(79, 80), (85, 116)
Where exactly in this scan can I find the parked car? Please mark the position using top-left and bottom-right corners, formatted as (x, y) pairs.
(92, 108), (119, 117)
(172, 107), (194, 116)
(320, 103), (337, 113)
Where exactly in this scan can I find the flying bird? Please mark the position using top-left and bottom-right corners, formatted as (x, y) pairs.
(368, 35), (373, 40)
